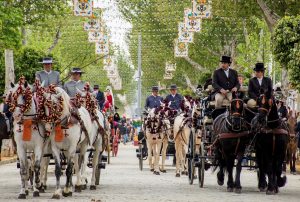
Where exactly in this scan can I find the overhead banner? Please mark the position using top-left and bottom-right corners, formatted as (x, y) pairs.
(73, 0), (93, 17)
(165, 62), (176, 72)
(174, 40), (188, 57)
(184, 8), (201, 32)
(163, 71), (173, 80)
(178, 22), (194, 43)
(95, 41), (109, 55)
(88, 31), (108, 43)
(84, 19), (101, 31)
(192, 0), (212, 19)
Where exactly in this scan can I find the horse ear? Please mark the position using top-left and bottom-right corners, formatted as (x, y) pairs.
(10, 82), (15, 88)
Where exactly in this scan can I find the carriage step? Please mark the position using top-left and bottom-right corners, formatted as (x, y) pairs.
(98, 163), (106, 169)
(136, 153), (141, 158)
(101, 155), (107, 162)
(87, 148), (95, 152)
(43, 153), (53, 158)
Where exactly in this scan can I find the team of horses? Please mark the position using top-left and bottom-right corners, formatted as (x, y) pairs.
(143, 90), (295, 195)
(3, 77), (110, 199)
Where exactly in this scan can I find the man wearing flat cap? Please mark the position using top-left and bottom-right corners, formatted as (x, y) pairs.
(93, 85), (105, 110)
(64, 67), (92, 98)
(165, 84), (183, 110)
(35, 57), (61, 87)
(212, 56), (240, 108)
(247, 62), (273, 108)
(145, 86), (163, 109)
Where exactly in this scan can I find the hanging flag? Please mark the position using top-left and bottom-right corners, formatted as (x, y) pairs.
(84, 19), (101, 31)
(88, 31), (108, 43)
(178, 22), (194, 43)
(174, 39), (188, 57)
(95, 41), (109, 55)
(165, 62), (177, 72)
(192, 0), (212, 19)
(73, 0), (93, 17)
(163, 71), (173, 80)
(107, 69), (118, 78)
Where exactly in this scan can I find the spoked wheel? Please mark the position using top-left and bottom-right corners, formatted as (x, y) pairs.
(95, 153), (102, 186)
(198, 142), (205, 188)
(139, 143), (143, 171)
(187, 130), (195, 185)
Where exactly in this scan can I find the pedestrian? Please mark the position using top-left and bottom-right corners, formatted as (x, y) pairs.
(35, 57), (61, 87)
(212, 56), (240, 108)
(296, 112), (300, 149)
(103, 86), (114, 112)
(63, 67), (92, 98)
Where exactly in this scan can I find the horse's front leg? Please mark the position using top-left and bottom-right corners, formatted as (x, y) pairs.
(17, 146), (28, 199)
(226, 156), (234, 192)
(147, 139), (154, 172)
(90, 139), (102, 190)
(153, 143), (160, 175)
(32, 146), (43, 197)
(160, 139), (168, 173)
(62, 152), (74, 197)
(51, 148), (62, 199)
(234, 153), (243, 193)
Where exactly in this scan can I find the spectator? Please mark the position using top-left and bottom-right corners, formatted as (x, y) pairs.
(93, 85), (105, 110)
(277, 100), (288, 120)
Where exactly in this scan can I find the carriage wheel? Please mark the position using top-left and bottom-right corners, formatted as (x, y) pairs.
(198, 142), (205, 188)
(187, 130), (195, 185)
(139, 143), (143, 171)
(95, 153), (102, 185)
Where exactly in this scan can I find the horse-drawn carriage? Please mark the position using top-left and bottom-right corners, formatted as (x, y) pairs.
(186, 86), (288, 194)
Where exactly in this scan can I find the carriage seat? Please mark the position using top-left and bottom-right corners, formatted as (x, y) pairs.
(209, 99), (230, 108)
(205, 85), (214, 93)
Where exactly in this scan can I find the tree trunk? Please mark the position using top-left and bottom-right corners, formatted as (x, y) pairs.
(256, 0), (280, 32)
(281, 65), (289, 97)
(183, 56), (207, 72)
(184, 74), (196, 92)
(21, 27), (27, 46)
(5, 49), (15, 92)
(47, 26), (61, 54)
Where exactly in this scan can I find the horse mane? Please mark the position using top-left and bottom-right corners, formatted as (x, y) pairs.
(55, 87), (71, 116)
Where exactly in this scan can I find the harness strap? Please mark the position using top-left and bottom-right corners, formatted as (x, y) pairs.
(218, 131), (250, 139)
(235, 138), (241, 156)
(261, 128), (289, 135)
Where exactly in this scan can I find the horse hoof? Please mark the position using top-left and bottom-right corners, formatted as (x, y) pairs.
(37, 186), (45, 193)
(175, 173), (180, 177)
(193, 175), (197, 179)
(217, 179), (224, 186)
(33, 191), (40, 197)
(18, 194), (26, 199)
(160, 169), (167, 173)
(153, 171), (160, 175)
(62, 191), (69, 197)
(52, 194), (60, 199)
(259, 187), (266, 192)
(266, 190), (276, 195)
(235, 188), (242, 194)
(150, 169), (154, 172)
(74, 185), (82, 193)
(227, 187), (234, 192)
(82, 184), (87, 190)
(25, 190), (29, 196)
(90, 185), (97, 190)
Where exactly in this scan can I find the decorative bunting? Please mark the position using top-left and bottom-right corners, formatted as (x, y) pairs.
(163, 71), (173, 80)
(73, 0), (93, 17)
(95, 41), (109, 55)
(84, 19), (101, 31)
(88, 31), (108, 43)
(174, 39), (188, 57)
(178, 22), (194, 43)
(165, 62), (176, 72)
(192, 0), (212, 19)
(184, 9), (202, 32)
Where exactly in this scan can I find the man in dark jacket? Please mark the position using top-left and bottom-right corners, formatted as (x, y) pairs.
(93, 85), (105, 110)
(247, 63), (273, 108)
(165, 84), (183, 110)
(145, 86), (163, 109)
(212, 56), (240, 108)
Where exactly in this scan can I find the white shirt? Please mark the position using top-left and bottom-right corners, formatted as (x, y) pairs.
(44, 70), (52, 75)
(257, 77), (263, 86)
(224, 69), (229, 78)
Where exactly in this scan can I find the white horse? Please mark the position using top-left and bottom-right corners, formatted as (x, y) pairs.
(145, 108), (172, 175)
(6, 80), (46, 199)
(173, 97), (193, 177)
(76, 87), (109, 190)
(40, 86), (92, 198)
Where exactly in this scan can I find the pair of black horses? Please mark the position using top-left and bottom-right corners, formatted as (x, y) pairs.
(212, 93), (288, 195)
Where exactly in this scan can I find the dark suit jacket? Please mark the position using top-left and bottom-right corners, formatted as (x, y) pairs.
(248, 77), (273, 100)
(212, 68), (240, 92)
(165, 94), (183, 110)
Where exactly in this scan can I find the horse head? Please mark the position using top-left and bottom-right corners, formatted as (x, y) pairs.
(6, 77), (35, 123)
(227, 97), (245, 132)
(255, 91), (273, 128)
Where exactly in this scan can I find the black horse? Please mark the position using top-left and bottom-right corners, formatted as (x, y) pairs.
(252, 94), (288, 194)
(212, 96), (251, 193)
(0, 111), (12, 160)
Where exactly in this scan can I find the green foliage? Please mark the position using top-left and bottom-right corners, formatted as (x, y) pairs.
(274, 15), (300, 90)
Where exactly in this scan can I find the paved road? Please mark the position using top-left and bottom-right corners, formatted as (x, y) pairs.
(0, 144), (299, 202)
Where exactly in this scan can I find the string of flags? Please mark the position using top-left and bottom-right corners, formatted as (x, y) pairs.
(174, 0), (212, 58)
(163, 62), (176, 80)
(73, 0), (122, 90)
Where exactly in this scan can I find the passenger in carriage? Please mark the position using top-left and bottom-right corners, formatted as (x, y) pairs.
(247, 63), (273, 108)
(145, 86), (163, 110)
(63, 67), (92, 98)
(212, 56), (240, 108)
(35, 57), (61, 87)
(165, 84), (183, 111)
